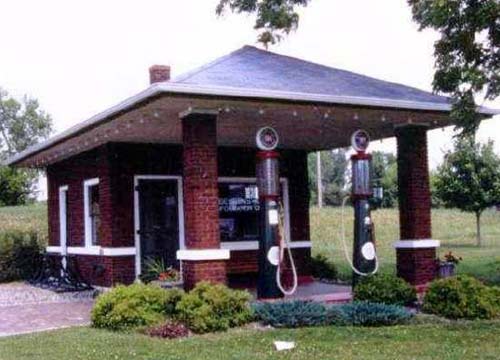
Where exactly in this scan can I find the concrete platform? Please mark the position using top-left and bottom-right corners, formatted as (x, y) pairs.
(250, 281), (352, 303)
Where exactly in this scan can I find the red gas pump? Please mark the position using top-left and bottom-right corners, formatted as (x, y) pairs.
(255, 127), (297, 299)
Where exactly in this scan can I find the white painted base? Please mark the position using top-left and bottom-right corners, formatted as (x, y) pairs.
(46, 246), (136, 256)
(393, 239), (440, 249)
(176, 249), (230, 261)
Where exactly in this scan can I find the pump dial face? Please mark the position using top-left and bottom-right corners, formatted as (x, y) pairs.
(351, 130), (370, 152)
(256, 127), (279, 151)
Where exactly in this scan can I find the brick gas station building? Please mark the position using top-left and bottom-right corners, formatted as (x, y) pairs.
(7, 46), (498, 290)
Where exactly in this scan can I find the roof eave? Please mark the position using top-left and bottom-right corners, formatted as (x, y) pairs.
(5, 82), (499, 167)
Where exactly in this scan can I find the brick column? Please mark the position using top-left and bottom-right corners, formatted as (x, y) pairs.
(178, 110), (228, 290)
(394, 124), (439, 286)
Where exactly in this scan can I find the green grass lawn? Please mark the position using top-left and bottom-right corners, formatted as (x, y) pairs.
(0, 202), (47, 239)
(310, 207), (500, 284)
(1, 321), (499, 360)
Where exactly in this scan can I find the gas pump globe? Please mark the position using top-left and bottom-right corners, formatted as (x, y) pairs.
(350, 130), (378, 285)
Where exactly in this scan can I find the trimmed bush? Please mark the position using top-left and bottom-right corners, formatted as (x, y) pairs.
(353, 274), (417, 306)
(91, 284), (184, 331)
(341, 301), (413, 326)
(310, 254), (338, 281)
(252, 300), (331, 328)
(0, 231), (42, 283)
(422, 275), (500, 320)
(175, 282), (253, 333)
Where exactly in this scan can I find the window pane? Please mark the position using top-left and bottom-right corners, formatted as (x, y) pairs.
(89, 184), (100, 246)
(218, 182), (261, 242)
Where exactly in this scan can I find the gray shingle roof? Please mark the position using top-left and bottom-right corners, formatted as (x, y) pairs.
(173, 45), (450, 105)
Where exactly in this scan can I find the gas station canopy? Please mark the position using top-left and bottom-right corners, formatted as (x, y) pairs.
(6, 45), (499, 168)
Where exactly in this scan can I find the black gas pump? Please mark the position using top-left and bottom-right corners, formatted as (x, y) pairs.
(255, 127), (283, 299)
(345, 130), (378, 286)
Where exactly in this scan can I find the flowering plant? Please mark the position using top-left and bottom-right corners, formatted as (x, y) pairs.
(441, 251), (462, 265)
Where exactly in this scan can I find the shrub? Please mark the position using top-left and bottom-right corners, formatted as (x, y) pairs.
(422, 275), (500, 320)
(175, 282), (253, 333)
(0, 231), (42, 283)
(310, 254), (338, 281)
(143, 320), (190, 339)
(353, 274), (417, 306)
(91, 284), (184, 331)
(341, 301), (413, 326)
(252, 300), (330, 328)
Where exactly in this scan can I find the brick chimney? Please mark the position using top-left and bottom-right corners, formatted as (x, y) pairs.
(149, 65), (170, 84)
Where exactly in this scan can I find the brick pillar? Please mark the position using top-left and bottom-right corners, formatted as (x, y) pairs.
(394, 124), (439, 286)
(179, 110), (228, 290)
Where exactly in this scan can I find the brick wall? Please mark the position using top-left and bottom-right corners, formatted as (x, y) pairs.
(395, 125), (436, 285)
(46, 141), (311, 287)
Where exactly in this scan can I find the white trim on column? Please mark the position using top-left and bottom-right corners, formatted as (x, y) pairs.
(47, 246), (136, 256)
(133, 175), (185, 278)
(176, 249), (230, 261)
(58, 185), (69, 268)
(393, 239), (440, 249)
(221, 240), (312, 251)
(46, 246), (62, 253)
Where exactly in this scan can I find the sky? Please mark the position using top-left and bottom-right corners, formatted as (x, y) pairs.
(0, 0), (499, 198)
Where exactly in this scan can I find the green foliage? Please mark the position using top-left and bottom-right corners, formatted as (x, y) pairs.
(423, 275), (500, 320)
(139, 257), (180, 283)
(216, 0), (310, 47)
(310, 254), (338, 280)
(353, 274), (417, 306)
(252, 300), (412, 328)
(0, 88), (52, 206)
(91, 284), (184, 331)
(341, 301), (413, 326)
(308, 149), (348, 206)
(435, 139), (500, 245)
(409, 0), (500, 136)
(0, 230), (42, 283)
(0, 167), (34, 206)
(252, 300), (332, 328)
(372, 151), (398, 208)
(175, 282), (253, 333)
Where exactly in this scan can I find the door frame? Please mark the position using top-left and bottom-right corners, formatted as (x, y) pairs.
(133, 175), (185, 278)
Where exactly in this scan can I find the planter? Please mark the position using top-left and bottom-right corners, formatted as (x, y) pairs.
(150, 280), (183, 289)
(438, 262), (456, 278)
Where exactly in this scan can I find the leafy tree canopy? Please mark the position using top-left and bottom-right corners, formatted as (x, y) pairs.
(409, 0), (500, 137)
(435, 138), (500, 245)
(216, 0), (310, 47)
(0, 88), (52, 205)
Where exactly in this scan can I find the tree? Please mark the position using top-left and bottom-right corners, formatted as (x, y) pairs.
(216, 0), (310, 47)
(0, 88), (52, 205)
(409, 0), (500, 137)
(371, 151), (398, 208)
(308, 148), (348, 206)
(435, 139), (500, 246)
(216, 1), (499, 136)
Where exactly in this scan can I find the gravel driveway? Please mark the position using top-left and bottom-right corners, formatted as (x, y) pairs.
(0, 282), (96, 337)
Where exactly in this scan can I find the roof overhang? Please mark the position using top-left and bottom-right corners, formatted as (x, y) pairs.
(6, 82), (499, 167)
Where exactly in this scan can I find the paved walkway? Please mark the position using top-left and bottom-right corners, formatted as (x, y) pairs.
(0, 282), (96, 337)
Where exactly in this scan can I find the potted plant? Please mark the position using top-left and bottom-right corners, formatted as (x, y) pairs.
(437, 252), (462, 278)
(140, 258), (182, 288)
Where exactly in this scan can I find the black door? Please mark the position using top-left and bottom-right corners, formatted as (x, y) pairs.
(138, 179), (180, 273)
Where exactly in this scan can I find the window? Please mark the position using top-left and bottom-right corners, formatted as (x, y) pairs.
(84, 178), (101, 247)
(218, 179), (289, 243)
(58, 185), (69, 256)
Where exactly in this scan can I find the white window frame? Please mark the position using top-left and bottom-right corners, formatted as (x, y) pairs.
(134, 175), (185, 278)
(218, 177), (291, 250)
(83, 178), (101, 250)
(59, 185), (69, 268)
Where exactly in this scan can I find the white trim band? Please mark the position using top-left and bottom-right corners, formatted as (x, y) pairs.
(176, 249), (230, 261)
(393, 239), (440, 249)
(46, 246), (136, 256)
(221, 240), (312, 251)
